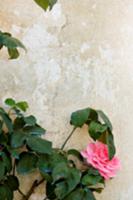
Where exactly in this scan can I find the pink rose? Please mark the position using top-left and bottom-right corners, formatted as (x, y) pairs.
(81, 141), (121, 180)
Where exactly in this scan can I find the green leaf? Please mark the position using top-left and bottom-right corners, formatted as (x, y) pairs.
(17, 152), (38, 175)
(98, 130), (116, 160)
(70, 108), (91, 127)
(97, 110), (113, 131)
(13, 117), (25, 130)
(0, 44), (3, 49)
(91, 187), (103, 193)
(24, 125), (46, 136)
(86, 109), (98, 123)
(82, 174), (103, 186)
(106, 131), (116, 160)
(24, 115), (37, 126)
(82, 167), (104, 186)
(41, 172), (52, 182)
(46, 182), (56, 200)
(38, 150), (67, 175)
(8, 148), (20, 159)
(11, 131), (27, 148)
(16, 101), (29, 112)
(8, 48), (19, 59)
(5, 98), (16, 107)
(2, 152), (12, 173)
(49, 0), (57, 9)
(0, 32), (25, 49)
(6, 175), (19, 191)
(0, 185), (13, 200)
(89, 121), (107, 140)
(34, 0), (57, 11)
(0, 30), (26, 60)
(34, 0), (49, 10)
(37, 154), (52, 173)
(0, 120), (3, 134)
(0, 160), (5, 180)
(52, 162), (81, 199)
(52, 162), (69, 182)
(64, 188), (96, 200)
(67, 149), (83, 162)
(85, 167), (100, 176)
(0, 108), (13, 133)
(0, 132), (8, 144)
(27, 136), (52, 154)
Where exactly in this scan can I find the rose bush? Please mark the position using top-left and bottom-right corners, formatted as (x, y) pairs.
(0, 98), (120, 200)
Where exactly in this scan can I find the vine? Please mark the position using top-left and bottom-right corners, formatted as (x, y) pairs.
(0, 98), (120, 200)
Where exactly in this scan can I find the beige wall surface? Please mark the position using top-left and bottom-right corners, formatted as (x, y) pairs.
(0, 0), (133, 199)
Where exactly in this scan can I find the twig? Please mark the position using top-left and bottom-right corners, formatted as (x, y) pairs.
(18, 188), (26, 198)
(12, 159), (16, 176)
(21, 178), (45, 200)
(61, 127), (77, 150)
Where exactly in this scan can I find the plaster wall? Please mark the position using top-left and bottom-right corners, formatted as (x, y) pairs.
(0, 0), (133, 199)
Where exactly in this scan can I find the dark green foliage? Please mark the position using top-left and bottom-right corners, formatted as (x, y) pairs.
(97, 110), (113, 131)
(106, 130), (116, 160)
(52, 162), (81, 199)
(70, 108), (91, 127)
(17, 152), (38, 174)
(67, 149), (83, 162)
(34, 0), (57, 11)
(5, 175), (19, 191)
(0, 98), (116, 200)
(37, 150), (67, 174)
(23, 125), (46, 136)
(0, 185), (13, 200)
(81, 167), (104, 186)
(5, 98), (29, 112)
(70, 107), (116, 160)
(64, 188), (96, 200)
(11, 131), (27, 148)
(0, 31), (26, 59)
(89, 121), (107, 140)
(24, 115), (37, 126)
(16, 101), (29, 112)
(5, 99), (16, 107)
(27, 136), (52, 154)
(0, 107), (13, 133)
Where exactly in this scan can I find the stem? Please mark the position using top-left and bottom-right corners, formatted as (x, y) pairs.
(12, 159), (16, 176)
(8, 107), (14, 115)
(18, 188), (26, 198)
(61, 127), (77, 150)
(21, 178), (45, 200)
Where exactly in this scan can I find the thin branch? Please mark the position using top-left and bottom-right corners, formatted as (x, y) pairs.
(21, 178), (45, 200)
(61, 127), (77, 150)
(18, 188), (26, 198)
(12, 159), (16, 176)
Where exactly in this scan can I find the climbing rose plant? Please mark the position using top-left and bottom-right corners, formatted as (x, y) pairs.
(0, 98), (120, 200)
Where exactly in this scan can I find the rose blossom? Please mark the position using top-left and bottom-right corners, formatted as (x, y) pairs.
(81, 141), (121, 180)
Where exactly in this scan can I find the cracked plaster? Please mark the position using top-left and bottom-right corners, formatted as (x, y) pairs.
(0, 0), (133, 199)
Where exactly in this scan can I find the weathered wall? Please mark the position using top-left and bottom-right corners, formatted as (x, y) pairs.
(0, 0), (133, 199)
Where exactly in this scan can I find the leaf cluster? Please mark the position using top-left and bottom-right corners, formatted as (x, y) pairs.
(70, 107), (115, 160)
(0, 31), (26, 59)
(0, 99), (114, 200)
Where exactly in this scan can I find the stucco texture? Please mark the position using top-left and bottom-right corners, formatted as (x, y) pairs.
(0, 0), (132, 199)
